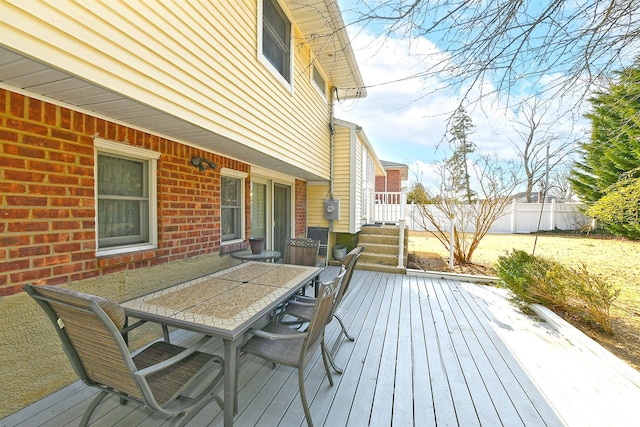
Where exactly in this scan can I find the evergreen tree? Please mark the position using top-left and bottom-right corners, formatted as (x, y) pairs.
(446, 106), (476, 203)
(571, 60), (640, 239)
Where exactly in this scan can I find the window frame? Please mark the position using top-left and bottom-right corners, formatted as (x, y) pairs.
(94, 138), (160, 257)
(220, 168), (248, 246)
(258, 0), (294, 91)
(311, 62), (327, 99)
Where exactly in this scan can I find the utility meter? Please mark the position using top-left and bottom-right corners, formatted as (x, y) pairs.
(324, 199), (340, 221)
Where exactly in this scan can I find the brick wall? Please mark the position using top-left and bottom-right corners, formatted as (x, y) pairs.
(0, 90), (250, 296)
(375, 170), (403, 192)
(295, 178), (307, 237)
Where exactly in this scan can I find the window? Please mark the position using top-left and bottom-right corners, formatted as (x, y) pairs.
(312, 63), (327, 97)
(94, 139), (159, 256)
(261, 0), (292, 83)
(221, 168), (247, 243)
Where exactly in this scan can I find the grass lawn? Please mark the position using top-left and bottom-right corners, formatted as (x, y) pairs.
(408, 230), (640, 371)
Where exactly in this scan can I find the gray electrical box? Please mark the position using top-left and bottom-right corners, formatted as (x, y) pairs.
(324, 199), (340, 221)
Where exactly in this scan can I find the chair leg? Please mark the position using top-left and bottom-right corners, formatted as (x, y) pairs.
(324, 339), (344, 374)
(80, 391), (109, 427)
(334, 314), (355, 341)
(298, 368), (314, 427)
(320, 341), (335, 385)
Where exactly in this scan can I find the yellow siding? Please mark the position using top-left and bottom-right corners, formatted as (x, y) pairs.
(332, 125), (352, 233)
(307, 183), (330, 227)
(330, 121), (380, 234)
(0, 0), (331, 178)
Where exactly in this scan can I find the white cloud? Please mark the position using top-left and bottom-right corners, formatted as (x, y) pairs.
(337, 26), (588, 187)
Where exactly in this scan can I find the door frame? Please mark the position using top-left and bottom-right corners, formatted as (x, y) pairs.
(250, 167), (296, 252)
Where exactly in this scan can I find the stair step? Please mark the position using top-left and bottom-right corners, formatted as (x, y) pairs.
(361, 225), (405, 236)
(358, 242), (399, 255)
(360, 252), (406, 267)
(357, 261), (406, 274)
(359, 234), (400, 245)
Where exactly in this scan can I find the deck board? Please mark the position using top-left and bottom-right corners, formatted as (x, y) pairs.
(6, 269), (640, 427)
(326, 270), (388, 427)
(408, 275), (437, 427)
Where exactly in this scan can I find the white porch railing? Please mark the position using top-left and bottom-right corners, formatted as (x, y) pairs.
(373, 189), (407, 268)
(373, 191), (405, 224)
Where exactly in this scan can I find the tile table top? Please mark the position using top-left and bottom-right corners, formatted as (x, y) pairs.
(122, 262), (322, 336)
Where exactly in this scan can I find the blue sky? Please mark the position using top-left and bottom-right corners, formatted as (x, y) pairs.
(334, 1), (591, 186)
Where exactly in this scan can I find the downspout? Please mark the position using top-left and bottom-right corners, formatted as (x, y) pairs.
(329, 86), (336, 200)
(329, 86), (336, 233)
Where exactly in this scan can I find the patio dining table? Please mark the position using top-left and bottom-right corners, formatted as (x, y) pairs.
(121, 261), (324, 427)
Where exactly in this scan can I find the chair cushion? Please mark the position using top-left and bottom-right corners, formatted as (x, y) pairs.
(34, 285), (126, 330)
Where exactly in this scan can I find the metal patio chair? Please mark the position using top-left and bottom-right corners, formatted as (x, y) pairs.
(241, 274), (342, 427)
(278, 246), (364, 373)
(24, 284), (224, 427)
(283, 237), (322, 295)
(284, 237), (321, 266)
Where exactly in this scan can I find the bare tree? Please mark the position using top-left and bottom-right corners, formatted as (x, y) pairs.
(412, 155), (519, 265)
(510, 98), (577, 201)
(548, 165), (576, 201)
(346, 0), (640, 103)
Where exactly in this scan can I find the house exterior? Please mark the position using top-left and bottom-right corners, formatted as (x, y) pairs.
(0, 0), (378, 417)
(307, 119), (385, 235)
(0, 0), (370, 297)
(376, 159), (409, 194)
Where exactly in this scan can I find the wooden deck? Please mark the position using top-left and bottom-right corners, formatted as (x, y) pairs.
(4, 269), (640, 426)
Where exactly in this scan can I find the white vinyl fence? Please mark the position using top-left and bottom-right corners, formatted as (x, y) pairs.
(374, 198), (592, 234)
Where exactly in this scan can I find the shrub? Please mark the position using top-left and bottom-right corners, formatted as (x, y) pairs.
(496, 250), (563, 306)
(571, 264), (621, 334)
(496, 250), (620, 333)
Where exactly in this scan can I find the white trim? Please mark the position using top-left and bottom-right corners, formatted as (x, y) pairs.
(250, 165), (295, 184)
(349, 128), (358, 234)
(93, 138), (159, 257)
(249, 176), (274, 249)
(94, 138), (161, 160)
(221, 167), (248, 179)
(220, 169), (247, 245)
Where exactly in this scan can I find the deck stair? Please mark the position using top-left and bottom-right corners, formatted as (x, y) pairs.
(356, 224), (408, 274)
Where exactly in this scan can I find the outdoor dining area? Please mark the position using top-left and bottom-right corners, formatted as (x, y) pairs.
(5, 245), (640, 426)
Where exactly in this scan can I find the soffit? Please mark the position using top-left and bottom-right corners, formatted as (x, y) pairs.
(0, 46), (323, 181)
(286, 0), (367, 99)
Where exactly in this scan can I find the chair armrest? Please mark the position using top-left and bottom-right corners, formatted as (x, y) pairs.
(121, 318), (147, 335)
(291, 295), (316, 303)
(134, 335), (214, 377)
(248, 328), (308, 341)
(286, 299), (315, 308)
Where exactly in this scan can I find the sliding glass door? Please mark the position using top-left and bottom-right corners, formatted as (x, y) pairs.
(273, 183), (291, 257)
(250, 178), (292, 257)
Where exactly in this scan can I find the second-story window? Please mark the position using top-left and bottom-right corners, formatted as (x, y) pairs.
(262, 0), (291, 83)
(312, 64), (327, 98)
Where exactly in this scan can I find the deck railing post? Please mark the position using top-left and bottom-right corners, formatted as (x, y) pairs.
(397, 185), (407, 268)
